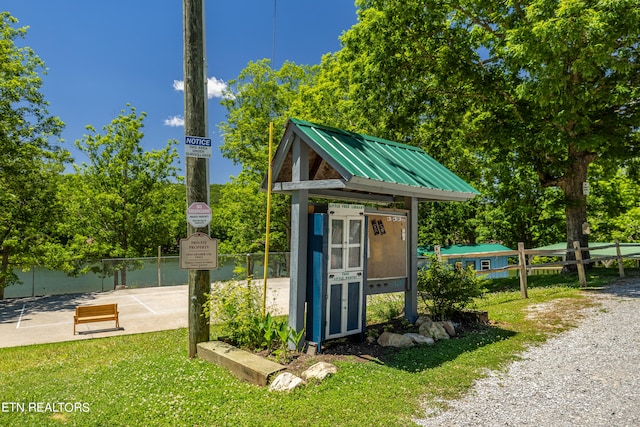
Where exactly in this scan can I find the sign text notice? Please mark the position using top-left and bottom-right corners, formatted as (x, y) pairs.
(184, 136), (212, 159)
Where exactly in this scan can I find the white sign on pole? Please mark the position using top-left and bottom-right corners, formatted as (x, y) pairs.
(184, 135), (212, 158)
(186, 202), (212, 228)
(180, 233), (218, 270)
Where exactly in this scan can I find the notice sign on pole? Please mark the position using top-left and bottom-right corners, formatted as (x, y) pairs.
(186, 202), (212, 228)
(180, 233), (218, 270)
(184, 135), (212, 158)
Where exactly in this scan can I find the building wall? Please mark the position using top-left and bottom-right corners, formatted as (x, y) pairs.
(446, 255), (509, 279)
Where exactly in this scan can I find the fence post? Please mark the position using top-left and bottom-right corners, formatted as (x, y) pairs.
(517, 242), (528, 299)
(434, 245), (442, 262)
(615, 240), (625, 278)
(573, 241), (587, 287)
(157, 246), (162, 286)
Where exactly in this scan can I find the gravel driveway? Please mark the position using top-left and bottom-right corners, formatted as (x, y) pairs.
(415, 280), (640, 427)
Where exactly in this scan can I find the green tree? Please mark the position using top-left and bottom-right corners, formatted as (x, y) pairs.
(63, 106), (182, 287)
(216, 60), (312, 254)
(340, 0), (640, 261)
(588, 162), (640, 242)
(0, 12), (68, 299)
(474, 150), (565, 249)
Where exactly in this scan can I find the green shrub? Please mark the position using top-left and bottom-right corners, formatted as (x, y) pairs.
(204, 278), (264, 348)
(417, 256), (485, 320)
(367, 293), (404, 323)
(205, 280), (304, 360)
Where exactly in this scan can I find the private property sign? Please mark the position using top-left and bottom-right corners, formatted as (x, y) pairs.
(184, 135), (212, 158)
(180, 233), (218, 270)
(186, 202), (212, 228)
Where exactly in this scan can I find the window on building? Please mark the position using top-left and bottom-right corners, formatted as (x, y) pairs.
(480, 259), (491, 270)
(465, 260), (476, 270)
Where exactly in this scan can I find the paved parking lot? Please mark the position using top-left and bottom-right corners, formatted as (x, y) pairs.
(0, 278), (290, 348)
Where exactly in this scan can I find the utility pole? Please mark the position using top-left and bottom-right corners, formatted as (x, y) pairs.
(183, 0), (209, 358)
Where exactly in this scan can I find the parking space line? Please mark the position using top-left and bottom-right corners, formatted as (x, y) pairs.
(18, 321), (73, 329)
(130, 295), (157, 314)
(16, 303), (26, 329)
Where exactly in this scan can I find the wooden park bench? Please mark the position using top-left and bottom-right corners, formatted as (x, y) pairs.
(74, 303), (120, 334)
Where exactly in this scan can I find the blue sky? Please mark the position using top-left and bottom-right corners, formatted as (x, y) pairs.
(5, 1), (358, 183)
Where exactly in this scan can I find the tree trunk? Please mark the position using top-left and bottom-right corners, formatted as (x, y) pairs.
(0, 249), (7, 300)
(113, 265), (119, 290)
(559, 148), (595, 272)
(121, 266), (127, 288)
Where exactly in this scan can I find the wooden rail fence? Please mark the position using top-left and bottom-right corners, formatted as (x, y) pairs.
(433, 241), (640, 299)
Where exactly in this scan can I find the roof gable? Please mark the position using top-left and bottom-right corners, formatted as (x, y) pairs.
(267, 118), (479, 203)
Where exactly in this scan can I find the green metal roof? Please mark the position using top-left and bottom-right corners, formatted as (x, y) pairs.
(268, 118), (479, 203)
(533, 242), (640, 258)
(418, 243), (513, 257)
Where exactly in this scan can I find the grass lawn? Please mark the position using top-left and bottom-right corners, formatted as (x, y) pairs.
(0, 268), (632, 426)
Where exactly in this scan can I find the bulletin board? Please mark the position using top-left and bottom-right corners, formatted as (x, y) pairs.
(366, 212), (408, 279)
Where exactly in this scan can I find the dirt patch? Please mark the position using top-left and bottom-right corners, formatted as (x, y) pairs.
(525, 297), (596, 332)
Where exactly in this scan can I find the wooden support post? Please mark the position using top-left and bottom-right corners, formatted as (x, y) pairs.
(404, 196), (418, 324)
(184, 0), (210, 358)
(573, 241), (587, 287)
(517, 242), (528, 299)
(615, 240), (625, 278)
(434, 245), (442, 262)
(288, 136), (308, 349)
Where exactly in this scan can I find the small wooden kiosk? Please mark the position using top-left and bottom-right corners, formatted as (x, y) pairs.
(264, 119), (478, 350)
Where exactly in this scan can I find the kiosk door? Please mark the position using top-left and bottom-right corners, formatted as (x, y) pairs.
(326, 211), (364, 339)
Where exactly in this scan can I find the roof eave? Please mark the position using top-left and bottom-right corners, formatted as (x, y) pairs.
(348, 176), (478, 202)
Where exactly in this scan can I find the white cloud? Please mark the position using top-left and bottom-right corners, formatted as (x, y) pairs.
(207, 76), (230, 99)
(164, 115), (185, 127)
(172, 80), (184, 92)
(171, 76), (234, 99)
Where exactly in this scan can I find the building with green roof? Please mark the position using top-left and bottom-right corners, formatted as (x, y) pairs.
(264, 118), (479, 341)
(418, 243), (513, 278)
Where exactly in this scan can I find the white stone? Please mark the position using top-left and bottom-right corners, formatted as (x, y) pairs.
(429, 322), (451, 341)
(418, 321), (432, 337)
(404, 333), (435, 346)
(420, 322), (450, 341)
(269, 372), (306, 392)
(415, 315), (433, 328)
(377, 331), (414, 348)
(301, 362), (337, 381)
(440, 320), (456, 337)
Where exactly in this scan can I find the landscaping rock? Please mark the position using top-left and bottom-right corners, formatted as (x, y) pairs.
(269, 372), (306, 392)
(301, 362), (337, 381)
(420, 322), (450, 341)
(440, 320), (456, 337)
(404, 333), (435, 346)
(418, 320), (434, 337)
(378, 331), (414, 348)
(415, 315), (433, 328)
